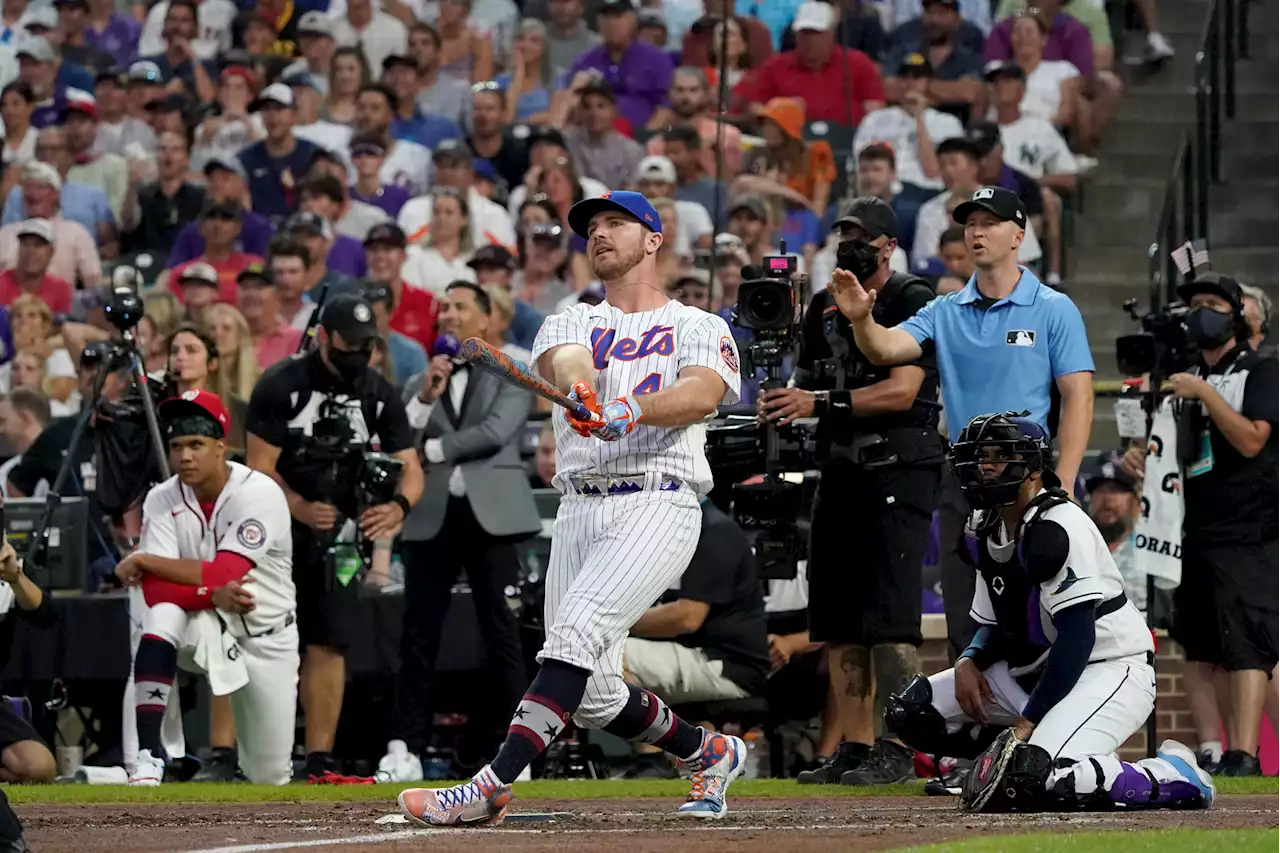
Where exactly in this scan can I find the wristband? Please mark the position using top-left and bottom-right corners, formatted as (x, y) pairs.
(390, 494), (411, 517)
(812, 391), (829, 418)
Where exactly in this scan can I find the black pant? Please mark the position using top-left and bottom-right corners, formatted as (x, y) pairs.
(392, 497), (528, 757)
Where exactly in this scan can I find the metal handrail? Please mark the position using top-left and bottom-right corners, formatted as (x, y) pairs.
(1148, 0), (1242, 304)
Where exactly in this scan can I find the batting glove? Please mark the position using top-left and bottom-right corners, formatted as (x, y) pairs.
(591, 395), (643, 441)
(565, 381), (601, 437)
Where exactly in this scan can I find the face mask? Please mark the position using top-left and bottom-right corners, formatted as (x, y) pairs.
(836, 240), (882, 282)
(328, 347), (371, 383)
(1185, 306), (1236, 349)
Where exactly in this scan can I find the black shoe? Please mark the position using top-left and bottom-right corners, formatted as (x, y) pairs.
(1196, 749), (1221, 775)
(840, 740), (916, 786)
(1216, 750), (1262, 777)
(619, 753), (679, 780)
(193, 748), (237, 783)
(797, 741), (870, 785)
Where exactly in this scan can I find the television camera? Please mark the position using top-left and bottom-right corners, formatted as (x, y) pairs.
(707, 244), (812, 581)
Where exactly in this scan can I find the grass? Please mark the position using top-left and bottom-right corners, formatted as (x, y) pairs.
(895, 829), (1279, 853)
(5, 776), (1276, 805)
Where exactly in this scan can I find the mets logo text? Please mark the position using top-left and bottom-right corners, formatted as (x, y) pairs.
(719, 337), (739, 373)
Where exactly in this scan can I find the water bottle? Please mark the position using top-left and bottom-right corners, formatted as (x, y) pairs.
(740, 732), (760, 779)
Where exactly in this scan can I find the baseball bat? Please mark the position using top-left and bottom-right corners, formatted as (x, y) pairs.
(459, 337), (599, 422)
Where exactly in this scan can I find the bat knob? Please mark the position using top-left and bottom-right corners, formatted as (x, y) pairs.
(459, 337), (482, 360)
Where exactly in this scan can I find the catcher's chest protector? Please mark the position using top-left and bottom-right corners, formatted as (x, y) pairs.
(962, 492), (1073, 670)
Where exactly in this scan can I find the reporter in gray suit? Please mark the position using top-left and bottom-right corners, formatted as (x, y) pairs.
(381, 281), (541, 779)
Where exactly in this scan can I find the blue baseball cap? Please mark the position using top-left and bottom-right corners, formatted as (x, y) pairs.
(567, 190), (662, 239)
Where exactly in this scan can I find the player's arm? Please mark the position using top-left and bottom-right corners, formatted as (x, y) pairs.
(632, 367), (726, 427)
(1019, 602), (1094, 725)
(124, 551), (253, 587)
(532, 305), (597, 393)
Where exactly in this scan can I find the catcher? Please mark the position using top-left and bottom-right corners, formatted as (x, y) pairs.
(886, 412), (1214, 812)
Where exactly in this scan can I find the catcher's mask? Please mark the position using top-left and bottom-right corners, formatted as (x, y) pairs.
(950, 411), (1059, 510)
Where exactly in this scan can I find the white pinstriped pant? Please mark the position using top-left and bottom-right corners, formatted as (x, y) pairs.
(536, 488), (703, 730)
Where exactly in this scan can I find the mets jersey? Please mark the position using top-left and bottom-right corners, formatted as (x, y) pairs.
(138, 462), (295, 636)
(532, 299), (742, 495)
(966, 492), (1154, 675)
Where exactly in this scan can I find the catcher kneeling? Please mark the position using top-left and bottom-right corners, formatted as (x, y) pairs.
(887, 412), (1214, 812)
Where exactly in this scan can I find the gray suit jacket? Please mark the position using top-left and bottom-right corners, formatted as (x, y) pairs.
(400, 365), (542, 542)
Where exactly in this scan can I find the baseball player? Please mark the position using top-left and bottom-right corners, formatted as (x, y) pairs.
(399, 191), (745, 825)
(885, 411), (1215, 812)
(116, 390), (297, 786)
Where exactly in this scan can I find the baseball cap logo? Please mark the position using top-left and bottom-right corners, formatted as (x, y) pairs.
(601, 191), (612, 198)
(354, 304), (372, 322)
(974, 188), (995, 201)
(182, 390), (200, 401)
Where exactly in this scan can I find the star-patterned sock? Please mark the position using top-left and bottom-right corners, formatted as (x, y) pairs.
(489, 659), (590, 784)
(134, 633), (178, 759)
(603, 685), (704, 761)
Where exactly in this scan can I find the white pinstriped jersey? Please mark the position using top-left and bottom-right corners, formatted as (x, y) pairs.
(532, 299), (742, 495)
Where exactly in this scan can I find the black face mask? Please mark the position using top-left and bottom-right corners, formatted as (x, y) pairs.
(1185, 306), (1236, 349)
(328, 347), (372, 384)
(836, 239), (883, 282)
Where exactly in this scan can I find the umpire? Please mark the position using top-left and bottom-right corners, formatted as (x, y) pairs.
(759, 198), (943, 787)
(246, 294), (424, 783)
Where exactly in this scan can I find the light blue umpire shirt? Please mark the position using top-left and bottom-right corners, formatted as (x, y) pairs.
(896, 267), (1094, 442)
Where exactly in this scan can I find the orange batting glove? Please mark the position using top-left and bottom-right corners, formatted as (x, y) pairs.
(565, 381), (600, 437)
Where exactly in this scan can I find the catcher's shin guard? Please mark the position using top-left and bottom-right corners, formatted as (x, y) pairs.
(885, 675), (1007, 760)
(962, 731), (1054, 813)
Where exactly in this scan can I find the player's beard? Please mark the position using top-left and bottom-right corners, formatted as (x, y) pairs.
(592, 240), (647, 281)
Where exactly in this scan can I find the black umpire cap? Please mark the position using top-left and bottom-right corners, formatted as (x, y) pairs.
(951, 186), (1027, 229)
(833, 197), (898, 240)
(319, 294), (379, 345)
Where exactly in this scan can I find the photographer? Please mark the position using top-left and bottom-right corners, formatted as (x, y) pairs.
(1128, 273), (1278, 777)
(245, 294), (423, 784)
(759, 197), (942, 787)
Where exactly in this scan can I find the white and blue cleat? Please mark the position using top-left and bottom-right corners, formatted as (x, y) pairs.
(1157, 739), (1216, 809)
(677, 732), (747, 819)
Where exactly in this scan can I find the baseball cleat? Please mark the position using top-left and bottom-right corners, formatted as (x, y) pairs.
(1157, 740), (1216, 808)
(398, 765), (512, 827)
(129, 749), (165, 787)
(676, 731), (746, 819)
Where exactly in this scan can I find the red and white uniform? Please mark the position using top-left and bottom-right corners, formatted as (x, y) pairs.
(123, 462), (297, 784)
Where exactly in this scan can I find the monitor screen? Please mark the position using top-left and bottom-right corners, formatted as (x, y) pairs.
(4, 497), (89, 590)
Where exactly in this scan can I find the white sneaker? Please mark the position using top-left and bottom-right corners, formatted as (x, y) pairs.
(1145, 32), (1175, 62)
(375, 739), (424, 783)
(129, 749), (164, 787)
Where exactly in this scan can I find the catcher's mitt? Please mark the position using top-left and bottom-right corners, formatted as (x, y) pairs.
(960, 728), (1053, 812)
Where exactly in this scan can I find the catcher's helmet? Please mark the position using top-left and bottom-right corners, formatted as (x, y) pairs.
(950, 411), (1059, 509)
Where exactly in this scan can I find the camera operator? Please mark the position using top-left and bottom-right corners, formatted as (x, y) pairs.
(759, 197), (943, 787)
(245, 294), (423, 784)
(1127, 273), (1278, 777)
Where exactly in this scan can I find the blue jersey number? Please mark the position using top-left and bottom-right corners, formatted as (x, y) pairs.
(632, 373), (662, 395)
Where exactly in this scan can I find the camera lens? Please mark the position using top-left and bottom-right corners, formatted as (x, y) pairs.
(747, 286), (782, 325)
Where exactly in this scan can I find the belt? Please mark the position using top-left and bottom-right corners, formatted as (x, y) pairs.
(567, 473), (684, 497)
(235, 611), (296, 640)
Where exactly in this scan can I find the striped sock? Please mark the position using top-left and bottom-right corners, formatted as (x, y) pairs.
(134, 634), (178, 759)
(489, 659), (590, 784)
(603, 685), (704, 761)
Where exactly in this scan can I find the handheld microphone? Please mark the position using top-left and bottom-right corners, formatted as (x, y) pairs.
(429, 333), (462, 392)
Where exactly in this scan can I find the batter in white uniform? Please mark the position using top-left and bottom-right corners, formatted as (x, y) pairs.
(117, 390), (297, 786)
(400, 191), (746, 827)
(886, 412), (1215, 812)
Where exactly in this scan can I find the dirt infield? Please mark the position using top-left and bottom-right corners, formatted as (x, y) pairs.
(19, 795), (1278, 853)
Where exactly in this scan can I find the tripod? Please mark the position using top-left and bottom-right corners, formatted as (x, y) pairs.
(22, 332), (170, 584)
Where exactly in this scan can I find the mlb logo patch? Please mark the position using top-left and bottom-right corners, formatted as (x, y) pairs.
(719, 336), (739, 373)
(1006, 330), (1036, 347)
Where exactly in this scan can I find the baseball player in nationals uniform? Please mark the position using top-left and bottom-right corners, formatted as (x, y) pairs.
(117, 390), (297, 786)
(400, 191), (745, 826)
(885, 412), (1214, 812)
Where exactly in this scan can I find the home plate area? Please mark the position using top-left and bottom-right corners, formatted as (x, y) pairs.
(17, 795), (1278, 853)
